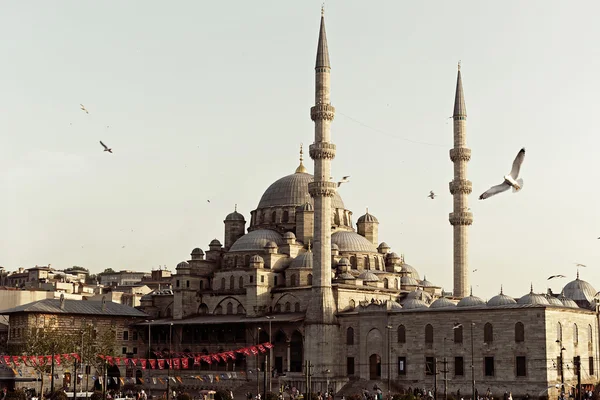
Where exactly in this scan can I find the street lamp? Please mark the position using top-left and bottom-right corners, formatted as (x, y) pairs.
(386, 325), (393, 396)
(167, 323), (173, 400)
(266, 316), (275, 393)
(556, 339), (566, 396)
(470, 323), (475, 400)
(146, 320), (154, 395)
(257, 327), (262, 397)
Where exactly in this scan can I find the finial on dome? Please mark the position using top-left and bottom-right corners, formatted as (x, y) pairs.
(234, 204), (237, 212)
(321, 3), (325, 16)
(500, 285), (504, 295)
(295, 143), (308, 173)
(307, 241), (312, 251)
(470, 286), (473, 296)
(458, 60), (461, 71)
(530, 283), (534, 293)
(366, 207), (369, 214)
(577, 269), (580, 279)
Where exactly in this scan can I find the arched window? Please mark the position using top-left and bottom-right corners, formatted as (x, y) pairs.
(395, 278), (399, 289)
(237, 304), (244, 314)
(364, 256), (370, 269)
(198, 304), (209, 314)
(484, 323), (494, 343)
(454, 324), (463, 343)
(589, 324), (593, 345)
(294, 302), (300, 312)
(515, 322), (525, 342)
(214, 305), (223, 315)
(334, 213), (340, 226)
(350, 256), (357, 269)
(275, 304), (281, 312)
(283, 210), (289, 222)
(425, 324), (434, 344)
(557, 322), (563, 342)
(574, 324), (579, 344)
(233, 256), (238, 267)
(244, 255), (250, 266)
(199, 280), (204, 290)
(220, 277), (226, 289)
(229, 276), (235, 290)
(271, 211), (277, 223)
(290, 274), (297, 286)
(307, 274), (313, 286)
(239, 276), (244, 289)
(383, 278), (389, 289)
(397, 325), (406, 343)
(226, 302), (233, 315)
(346, 327), (354, 345)
(349, 299), (356, 309)
(285, 302), (291, 312)
(375, 258), (380, 270)
(343, 213), (348, 226)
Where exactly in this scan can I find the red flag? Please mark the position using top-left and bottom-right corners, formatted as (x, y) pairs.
(158, 359), (165, 370)
(2, 356), (10, 365)
(11, 356), (20, 366)
(149, 359), (156, 369)
(249, 347), (258, 355)
(98, 355), (105, 360)
(173, 358), (180, 370)
(72, 353), (81, 362)
(106, 356), (114, 366)
(63, 354), (71, 362)
(46, 355), (52, 364)
(53, 355), (61, 366)
(257, 345), (266, 353)
(193, 357), (201, 366)
(21, 356), (28, 366)
(263, 342), (273, 349)
(166, 359), (173, 369)
(140, 359), (147, 369)
(201, 355), (212, 365)
(131, 359), (138, 366)
(181, 358), (189, 369)
(38, 356), (46, 366)
(211, 354), (221, 362)
(114, 357), (121, 366)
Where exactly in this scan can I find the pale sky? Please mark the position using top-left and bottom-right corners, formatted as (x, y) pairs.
(1, 1), (599, 300)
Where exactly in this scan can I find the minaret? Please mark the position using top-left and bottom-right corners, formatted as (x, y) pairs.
(305, 7), (339, 379)
(449, 62), (473, 299)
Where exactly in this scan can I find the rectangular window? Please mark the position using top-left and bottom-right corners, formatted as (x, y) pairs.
(516, 356), (526, 377)
(186, 280), (190, 288)
(398, 357), (406, 375)
(249, 276), (253, 283)
(346, 357), (355, 375)
(176, 280), (180, 288)
(425, 357), (436, 375)
(133, 347), (138, 355)
(590, 357), (595, 376)
(484, 357), (495, 376)
(123, 331), (129, 341)
(454, 357), (464, 376)
(274, 276), (278, 286)
(122, 347), (127, 354)
(557, 356), (563, 378)
(261, 275), (265, 283)
(132, 331), (138, 341)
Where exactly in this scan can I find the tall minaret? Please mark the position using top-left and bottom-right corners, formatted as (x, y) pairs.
(305, 7), (339, 378)
(449, 62), (473, 299)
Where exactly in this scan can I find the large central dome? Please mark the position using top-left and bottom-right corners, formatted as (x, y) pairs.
(257, 171), (345, 209)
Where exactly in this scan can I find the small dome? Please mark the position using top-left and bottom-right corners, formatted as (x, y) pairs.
(250, 255), (264, 263)
(332, 231), (378, 253)
(265, 241), (278, 248)
(487, 293), (517, 307)
(558, 293), (579, 308)
(209, 239), (222, 247)
(290, 252), (313, 269)
(378, 242), (390, 250)
(430, 297), (456, 309)
(337, 257), (351, 267)
(283, 232), (296, 239)
(388, 300), (403, 310)
(357, 212), (378, 223)
(420, 276), (435, 288)
(297, 202), (314, 212)
(562, 275), (598, 303)
(191, 248), (204, 255)
(336, 272), (356, 281)
(387, 252), (400, 260)
(518, 286), (550, 305)
(225, 210), (245, 222)
(400, 264), (421, 280)
(401, 276), (420, 286)
(358, 271), (380, 282)
(457, 294), (486, 308)
(402, 299), (429, 310)
(176, 261), (189, 269)
(331, 243), (339, 251)
(405, 289), (432, 303)
(229, 229), (283, 252)
(546, 295), (564, 306)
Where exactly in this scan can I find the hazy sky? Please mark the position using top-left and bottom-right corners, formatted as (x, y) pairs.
(1, 1), (599, 299)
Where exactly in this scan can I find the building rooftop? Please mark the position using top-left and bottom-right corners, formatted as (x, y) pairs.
(1, 298), (148, 317)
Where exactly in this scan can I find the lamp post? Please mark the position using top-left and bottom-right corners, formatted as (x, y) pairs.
(257, 327), (261, 397)
(470, 323), (475, 400)
(266, 316), (275, 394)
(386, 325), (393, 396)
(167, 323), (173, 400)
(325, 369), (330, 395)
(146, 320), (153, 394)
(556, 340), (565, 397)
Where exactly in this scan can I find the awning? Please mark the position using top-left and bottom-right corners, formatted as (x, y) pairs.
(136, 313), (304, 326)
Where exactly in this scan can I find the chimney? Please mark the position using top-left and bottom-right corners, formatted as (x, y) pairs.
(59, 293), (65, 310)
(102, 296), (107, 312)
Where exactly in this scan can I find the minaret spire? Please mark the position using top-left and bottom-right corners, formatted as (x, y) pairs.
(449, 63), (473, 299)
(315, 10), (330, 69)
(295, 143), (308, 173)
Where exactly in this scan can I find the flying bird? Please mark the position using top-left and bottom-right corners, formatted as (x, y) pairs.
(575, 263), (587, 268)
(479, 148), (526, 200)
(472, 269), (478, 272)
(428, 191), (437, 199)
(99, 141), (112, 153)
(207, 200), (211, 203)
(80, 104), (89, 114)
(453, 324), (463, 330)
(548, 275), (566, 280)
(337, 176), (350, 187)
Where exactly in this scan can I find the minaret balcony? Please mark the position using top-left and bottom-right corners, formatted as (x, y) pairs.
(309, 143), (336, 160)
(449, 212), (474, 226)
(449, 148), (471, 162)
(449, 180), (472, 195)
(308, 181), (337, 198)
(310, 104), (336, 121)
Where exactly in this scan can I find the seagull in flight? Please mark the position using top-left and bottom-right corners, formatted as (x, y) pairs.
(575, 263), (587, 268)
(337, 176), (350, 187)
(100, 141), (113, 153)
(207, 200), (211, 203)
(453, 323), (463, 330)
(80, 104), (89, 114)
(428, 191), (437, 199)
(472, 269), (478, 273)
(479, 148), (526, 200)
(548, 275), (566, 280)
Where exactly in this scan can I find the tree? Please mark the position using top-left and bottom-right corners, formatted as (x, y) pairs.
(80, 324), (118, 384)
(99, 269), (116, 276)
(69, 266), (89, 272)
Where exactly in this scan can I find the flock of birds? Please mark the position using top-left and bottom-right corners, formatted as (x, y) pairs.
(80, 104), (115, 154)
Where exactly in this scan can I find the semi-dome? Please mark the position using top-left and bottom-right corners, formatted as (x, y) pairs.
(229, 229), (283, 252)
(290, 251), (313, 269)
(430, 297), (456, 309)
(358, 271), (380, 282)
(487, 288), (517, 307)
(457, 294), (485, 307)
(257, 172), (345, 209)
(518, 286), (550, 306)
(332, 231), (378, 253)
(357, 212), (378, 223)
(401, 276), (420, 286)
(562, 274), (598, 303)
(225, 210), (245, 222)
(400, 264), (421, 280)
(402, 299), (429, 310)
(558, 293), (579, 308)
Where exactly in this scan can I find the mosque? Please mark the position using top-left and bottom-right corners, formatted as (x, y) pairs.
(138, 11), (600, 399)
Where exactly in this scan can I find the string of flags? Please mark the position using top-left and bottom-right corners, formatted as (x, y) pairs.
(0, 353), (81, 367)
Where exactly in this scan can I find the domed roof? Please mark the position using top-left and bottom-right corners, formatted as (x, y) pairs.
(378, 242), (390, 250)
(546, 295), (564, 306)
(250, 255), (264, 263)
(401, 276), (420, 286)
(332, 231), (378, 253)
(209, 239), (222, 246)
(225, 210), (245, 222)
(387, 252), (400, 260)
(405, 289), (432, 302)
(487, 287), (517, 307)
(176, 261), (189, 269)
(229, 229), (283, 252)
(331, 243), (339, 251)
(257, 172), (345, 209)
(420, 276), (435, 288)
(290, 251), (313, 269)
(402, 299), (429, 310)
(337, 257), (351, 266)
(357, 212), (378, 223)
(457, 293), (486, 307)
(297, 202), (314, 212)
(283, 232), (296, 239)
(265, 241), (278, 248)
(388, 300), (402, 310)
(336, 272), (355, 280)
(430, 297), (456, 309)
(358, 271), (380, 282)
(562, 274), (598, 302)
(558, 293), (579, 308)
(518, 286), (550, 305)
(191, 248), (204, 255)
(400, 263), (421, 280)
